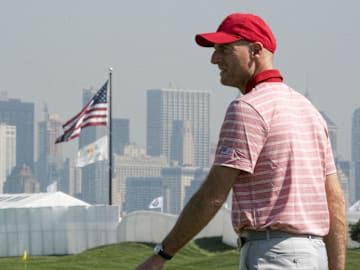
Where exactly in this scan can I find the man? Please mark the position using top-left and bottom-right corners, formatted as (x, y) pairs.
(135, 13), (346, 270)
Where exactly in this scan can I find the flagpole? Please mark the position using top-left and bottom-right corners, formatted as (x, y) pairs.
(108, 67), (113, 205)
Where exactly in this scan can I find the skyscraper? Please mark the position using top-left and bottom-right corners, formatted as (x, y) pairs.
(147, 88), (210, 167)
(352, 108), (360, 201)
(3, 164), (40, 193)
(320, 111), (338, 156)
(36, 104), (66, 192)
(112, 118), (130, 155)
(170, 120), (194, 166)
(0, 94), (34, 170)
(0, 124), (16, 193)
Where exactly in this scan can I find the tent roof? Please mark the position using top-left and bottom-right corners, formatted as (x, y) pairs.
(348, 200), (360, 212)
(0, 192), (90, 208)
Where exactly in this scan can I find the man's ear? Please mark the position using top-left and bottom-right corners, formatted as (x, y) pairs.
(251, 42), (263, 56)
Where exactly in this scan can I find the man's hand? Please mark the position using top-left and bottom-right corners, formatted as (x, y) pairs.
(134, 255), (166, 270)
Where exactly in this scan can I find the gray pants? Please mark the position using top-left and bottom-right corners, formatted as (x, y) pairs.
(239, 237), (328, 270)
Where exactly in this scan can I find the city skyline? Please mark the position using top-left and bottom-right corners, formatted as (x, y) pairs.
(1, 79), (356, 163)
(1, 1), (359, 161)
(0, 90), (355, 206)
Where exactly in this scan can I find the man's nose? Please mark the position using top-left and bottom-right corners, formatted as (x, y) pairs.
(211, 51), (220, 64)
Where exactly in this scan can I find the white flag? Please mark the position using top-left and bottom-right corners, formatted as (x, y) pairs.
(46, 181), (57, 193)
(76, 136), (108, 167)
(148, 196), (163, 209)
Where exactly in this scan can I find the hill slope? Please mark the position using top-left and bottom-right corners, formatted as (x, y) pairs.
(0, 237), (359, 270)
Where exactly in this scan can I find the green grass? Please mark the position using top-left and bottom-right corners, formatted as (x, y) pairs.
(0, 238), (359, 270)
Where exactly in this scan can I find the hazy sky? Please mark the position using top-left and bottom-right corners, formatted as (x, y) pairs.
(1, 0), (359, 161)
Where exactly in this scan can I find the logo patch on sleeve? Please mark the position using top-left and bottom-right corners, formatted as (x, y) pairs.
(219, 145), (233, 156)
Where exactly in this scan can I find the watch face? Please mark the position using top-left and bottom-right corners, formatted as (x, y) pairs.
(153, 243), (172, 260)
(154, 244), (162, 254)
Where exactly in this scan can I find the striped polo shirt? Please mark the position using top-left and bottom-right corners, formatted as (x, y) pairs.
(214, 70), (336, 236)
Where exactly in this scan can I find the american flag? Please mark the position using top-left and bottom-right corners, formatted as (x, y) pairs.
(55, 81), (108, 144)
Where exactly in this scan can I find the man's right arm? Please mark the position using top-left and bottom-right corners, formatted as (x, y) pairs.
(160, 165), (240, 255)
(134, 165), (240, 270)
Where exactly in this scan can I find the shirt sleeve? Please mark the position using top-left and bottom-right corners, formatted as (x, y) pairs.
(213, 99), (268, 174)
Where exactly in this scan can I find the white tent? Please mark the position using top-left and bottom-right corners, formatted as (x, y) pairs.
(5, 193), (359, 258)
(0, 192), (90, 208)
(0, 192), (119, 257)
(348, 200), (360, 212)
(118, 206), (238, 247)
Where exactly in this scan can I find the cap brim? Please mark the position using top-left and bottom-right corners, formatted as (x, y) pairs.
(195, 32), (242, 47)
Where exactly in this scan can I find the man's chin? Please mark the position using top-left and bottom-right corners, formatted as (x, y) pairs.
(220, 77), (228, 85)
(220, 78), (232, 87)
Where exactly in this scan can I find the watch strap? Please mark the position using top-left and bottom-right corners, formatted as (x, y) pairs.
(154, 243), (173, 260)
(157, 249), (173, 260)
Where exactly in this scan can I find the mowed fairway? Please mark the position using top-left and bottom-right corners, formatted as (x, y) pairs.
(0, 238), (359, 270)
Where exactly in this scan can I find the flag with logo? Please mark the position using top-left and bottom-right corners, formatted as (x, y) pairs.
(76, 136), (108, 167)
(148, 196), (163, 209)
(55, 81), (108, 143)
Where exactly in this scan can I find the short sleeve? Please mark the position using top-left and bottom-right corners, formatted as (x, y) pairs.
(325, 130), (337, 176)
(213, 100), (268, 173)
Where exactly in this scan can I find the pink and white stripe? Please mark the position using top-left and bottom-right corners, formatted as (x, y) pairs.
(214, 82), (336, 236)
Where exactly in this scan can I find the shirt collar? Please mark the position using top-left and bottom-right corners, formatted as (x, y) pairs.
(245, 69), (283, 94)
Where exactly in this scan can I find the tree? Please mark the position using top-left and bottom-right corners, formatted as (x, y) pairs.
(349, 219), (360, 243)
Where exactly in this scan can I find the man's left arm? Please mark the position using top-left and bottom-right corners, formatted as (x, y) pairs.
(324, 173), (347, 270)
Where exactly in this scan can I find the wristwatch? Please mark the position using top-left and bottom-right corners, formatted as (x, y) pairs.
(153, 243), (173, 260)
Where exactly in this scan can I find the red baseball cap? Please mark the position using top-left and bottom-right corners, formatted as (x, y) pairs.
(195, 13), (276, 53)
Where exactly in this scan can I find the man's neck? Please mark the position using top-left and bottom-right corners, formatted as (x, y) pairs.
(243, 69), (283, 94)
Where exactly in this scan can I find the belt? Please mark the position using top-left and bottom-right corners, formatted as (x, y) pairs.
(238, 230), (323, 248)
